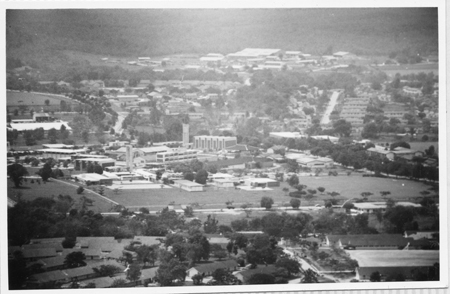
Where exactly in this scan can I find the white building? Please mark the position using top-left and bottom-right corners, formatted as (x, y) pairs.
(172, 180), (205, 192)
(193, 136), (237, 151)
(156, 149), (198, 163)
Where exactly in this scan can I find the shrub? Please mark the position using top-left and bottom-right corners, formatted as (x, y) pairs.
(76, 186), (84, 194)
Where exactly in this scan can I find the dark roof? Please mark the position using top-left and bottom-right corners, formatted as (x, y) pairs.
(29, 271), (68, 283)
(22, 248), (57, 259)
(190, 260), (238, 274)
(37, 255), (66, 269)
(23, 242), (63, 252)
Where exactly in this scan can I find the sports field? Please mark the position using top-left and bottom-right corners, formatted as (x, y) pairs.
(102, 174), (435, 211)
(7, 178), (115, 212)
(347, 250), (439, 267)
(7, 91), (78, 106)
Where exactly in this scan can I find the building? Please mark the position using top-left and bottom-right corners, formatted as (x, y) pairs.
(366, 146), (424, 161)
(156, 149), (198, 163)
(297, 156), (334, 169)
(74, 158), (116, 171)
(186, 260), (238, 278)
(310, 135), (339, 143)
(172, 180), (204, 192)
(36, 148), (87, 159)
(269, 132), (307, 139)
(349, 250), (439, 281)
(243, 178), (280, 188)
(352, 202), (422, 214)
(193, 136), (237, 151)
(71, 173), (114, 186)
(214, 178), (235, 189)
(326, 234), (430, 250)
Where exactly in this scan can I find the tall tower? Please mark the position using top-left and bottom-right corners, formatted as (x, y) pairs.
(126, 145), (133, 172)
(182, 123), (189, 148)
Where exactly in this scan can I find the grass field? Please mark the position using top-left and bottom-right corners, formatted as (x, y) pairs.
(102, 174), (434, 211)
(7, 178), (115, 212)
(7, 91), (79, 107)
(347, 250), (439, 267)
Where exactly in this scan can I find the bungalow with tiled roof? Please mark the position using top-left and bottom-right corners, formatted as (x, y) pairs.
(186, 260), (239, 278)
(21, 248), (58, 261)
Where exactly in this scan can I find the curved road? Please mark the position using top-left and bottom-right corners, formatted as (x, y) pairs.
(320, 90), (341, 125)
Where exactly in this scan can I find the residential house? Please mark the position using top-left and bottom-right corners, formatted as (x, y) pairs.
(326, 234), (431, 250)
(186, 260), (239, 278)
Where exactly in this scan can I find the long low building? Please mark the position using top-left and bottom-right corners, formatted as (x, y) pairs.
(38, 148), (87, 159)
(74, 158), (116, 171)
(71, 173), (114, 186)
(172, 180), (205, 192)
(352, 201), (422, 214)
(297, 156), (334, 169)
(243, 178), (280, 188)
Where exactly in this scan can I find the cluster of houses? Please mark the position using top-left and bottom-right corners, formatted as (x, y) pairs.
(9, 226), (439, 288)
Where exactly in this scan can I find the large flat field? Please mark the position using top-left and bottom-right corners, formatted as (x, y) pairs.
(376, 63), (439, 76)
(7, 179), (115, 212)
(103, 174), (435, 211)
(7, 91), (78, 106)
(347, 250), (439, 267)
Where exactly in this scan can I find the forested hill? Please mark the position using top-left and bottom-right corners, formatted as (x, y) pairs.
(7, 8), (438, 60)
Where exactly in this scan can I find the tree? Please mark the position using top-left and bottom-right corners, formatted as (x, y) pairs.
(184, 171), (195, 181)
(192, 273), (204, 285)
(290, 198), (301, 209)
(45, 99), (50, 107)
(38, 162), (53, 182)
(126, 263), (142, 282)
(110, 278), (127, 288)
(301, 269), (319, 283)
(82, 130), (90, 143)
(361, 122), (379, 139)
(195, 169), (208, 184)
(7, 163), (29, 188)
(370, 271), (382, 282)
(318, 187), (325, 194)
(333, 119), (352, 137)
(261, 197), (274, 210)
(383, 206), (415, 233)
(241, 203), (253, 218)
(247, 273), (276, 284)
(64, 251), (86, 268)
(211, 268), (241, 285)
(69, 115), (91, 138)
(275, 257), (301, 277)
(93, 164), (103, 175)
(93, 264), (121, 277)
(287, 174), (299, 187)
(380, 191), (391, 199)
(282, 187), (289, 195)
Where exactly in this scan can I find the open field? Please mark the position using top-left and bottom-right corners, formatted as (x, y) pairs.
(101, 174), (434, 211)
(347, 250), (439, 267)
(7, 179), (115, 212)
(375, 62), (439, 76)
(7, 91), (79, 107)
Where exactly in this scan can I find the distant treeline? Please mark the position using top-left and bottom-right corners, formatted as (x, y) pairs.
(7, 8), (438, 66)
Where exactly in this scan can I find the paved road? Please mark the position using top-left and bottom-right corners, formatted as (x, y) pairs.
(320, 90), (341, 125)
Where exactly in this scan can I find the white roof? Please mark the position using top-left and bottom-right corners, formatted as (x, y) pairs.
(72, 173), (111, 181)
(10, 122), (72, 132)
(200, 56), (224, 62)
(42, 144), (74, 149)
(297, 157), (333, 164)
(38, 148), (86, 154)
(269, 132), (306, 139)
(210, 173), (233, 179)
(353, 202), (421, 210)
(173, 180), (204, 187)
(139, 146), (172, 154)
(333, 51), (350, 56)
(246, 178), (277, 183)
